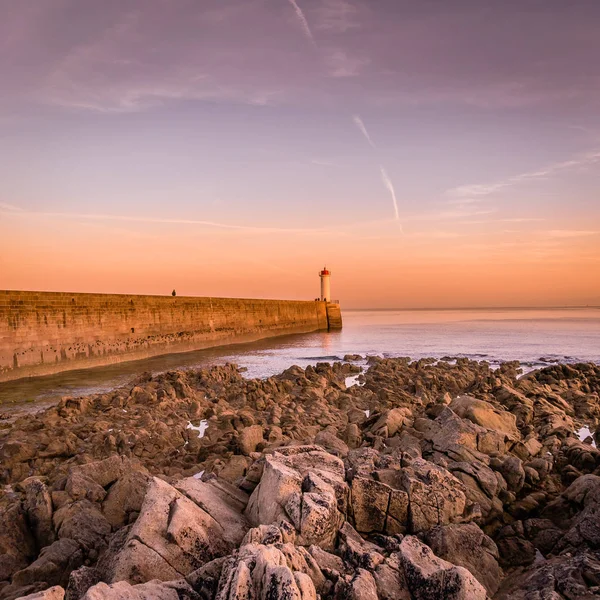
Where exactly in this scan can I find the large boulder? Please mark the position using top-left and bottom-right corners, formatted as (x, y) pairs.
(215, 543), (317, 600)
(450, 396), (519, 439)
(101, 471), (151, 528)
(245, 447), (348, 550)
(107, 477), (248, 584)
(11, 539), (83, 589)
(397, 536), (487, 600)
(425, 523), (503, 595)
(401, 459), (469, 533)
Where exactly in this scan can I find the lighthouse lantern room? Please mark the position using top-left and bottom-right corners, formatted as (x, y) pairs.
(319, 267), (331, 302)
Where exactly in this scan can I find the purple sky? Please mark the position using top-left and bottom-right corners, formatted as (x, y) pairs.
(1, 0), (599, 306)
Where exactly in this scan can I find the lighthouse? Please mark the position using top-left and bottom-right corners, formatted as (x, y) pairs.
(319, 267), (331, 302)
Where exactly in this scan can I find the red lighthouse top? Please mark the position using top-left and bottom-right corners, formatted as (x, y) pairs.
(320, 267), (330, 276)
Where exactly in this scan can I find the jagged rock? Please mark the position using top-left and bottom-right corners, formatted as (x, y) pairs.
(314, 431), (349, 458)
(0, 503), (36, 582)
(425, 523), (503, 595)
(215, 544), (317, 600)
(495, 553), (600, 599)
(351, 477), (391, 534)
(65, 567), (100, 600)
(81, 579), (199, 599)
(401, 458), (468, 532)
(397, 536), (487, 600)
(15, 586), (65, 600)
(450, 395), (519, 438)
(238, 425), (264, 455)
(108, 477), (240, 584)
(65, 457), (131, 503)
(370, 409), (406, 438)
(338, 523), (385, 571)
(544, 474), (600, 553)
(245, 447), (347, 549)
(335, 568), (378, 600)
(372, 554), (411, 600)
(11, 539), (83, 589)
(53, 501), (111, 553)
(19, 478), (55, 551)
(101, 470), (150, 528)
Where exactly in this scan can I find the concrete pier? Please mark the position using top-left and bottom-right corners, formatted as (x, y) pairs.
(0, 291), (340, 382)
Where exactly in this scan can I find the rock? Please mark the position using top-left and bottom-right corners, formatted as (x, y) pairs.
(174, 477), (250, 547)
(426, 523), (503, 595)
(108, 477), (240, 584)
(397, 536), (487, 600)
(238, 425), (264, 455)
(495, 553), (600, 599)
(338, 523), (385, 571)
(351, 477), (391, 534)
(372, 555), (412, 600)
(245, 448), (347, 550)
(314, 431), (349, 458)
(450, 395), (519, 438)
(65, 457), (132, 503)
(0, 503), (36, 582)
(401, 459), (468, 533)
(12, 539), (83, 589)
(53, 501), (111, 553)
(20, 478), (55, 551)
(101, 470), (150, 528)
(370, 409), (406, 438)
(15, 586), (65, 600)
(81, 579), (199, 599)
(215, 544), (317, 600)
(65, 567), (100, 600)
(336, 568), (378, 600)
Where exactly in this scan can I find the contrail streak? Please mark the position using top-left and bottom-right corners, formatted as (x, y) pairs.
(352, 114), (376, 148)
(380, 166), (401, 227)
(0, 207), (338, 235)
(287, 0), (316, 46)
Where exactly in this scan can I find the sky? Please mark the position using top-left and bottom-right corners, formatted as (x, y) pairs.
(0, 0), (599, 308)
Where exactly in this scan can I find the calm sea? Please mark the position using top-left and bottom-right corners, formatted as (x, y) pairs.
(1, 307), (599, 408)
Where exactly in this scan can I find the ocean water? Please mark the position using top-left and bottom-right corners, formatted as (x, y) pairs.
(1, 307), (599, 409)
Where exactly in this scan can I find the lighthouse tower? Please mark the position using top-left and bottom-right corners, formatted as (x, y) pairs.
(319, 267), (331, 302)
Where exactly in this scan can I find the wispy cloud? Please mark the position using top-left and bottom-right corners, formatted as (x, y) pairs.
(0, 202), (23, 211)
(314, 0), (362, 33)
(543, 229), (599, 238)
(0, 207), (341, 235)
(352, 114), (376, 148)
(380, 167), (401, 225)
(351, 115), (401, 227)
(447, 150), (600, 199)
(287, 0), (316, 46)
(325, 49), (368, 78)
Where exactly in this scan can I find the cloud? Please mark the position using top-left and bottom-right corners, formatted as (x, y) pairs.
(352, 114), (376, 148)
(380, 167), (401, 225)
(314, 0), (362, 33)
(447, 150), (600, 199)
(0, 202), (22, 211)
(0, 206), (341, 235)
(325, 49), (368, 78)
(287, 0), (316, 46)
(543, 230), (599, 238)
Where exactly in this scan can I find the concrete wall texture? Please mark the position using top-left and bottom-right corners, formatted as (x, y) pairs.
(0, 290), (334, 382)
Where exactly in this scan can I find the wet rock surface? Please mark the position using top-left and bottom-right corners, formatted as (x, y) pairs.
(0, 358), (599, 598)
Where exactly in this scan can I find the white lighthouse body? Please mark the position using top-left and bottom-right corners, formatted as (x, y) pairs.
(319, 267), (331, 301)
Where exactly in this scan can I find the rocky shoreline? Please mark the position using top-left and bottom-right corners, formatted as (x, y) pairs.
(0, 357), (599, 599)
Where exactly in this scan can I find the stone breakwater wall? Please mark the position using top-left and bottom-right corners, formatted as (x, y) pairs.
(0, 290), (333, 381)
